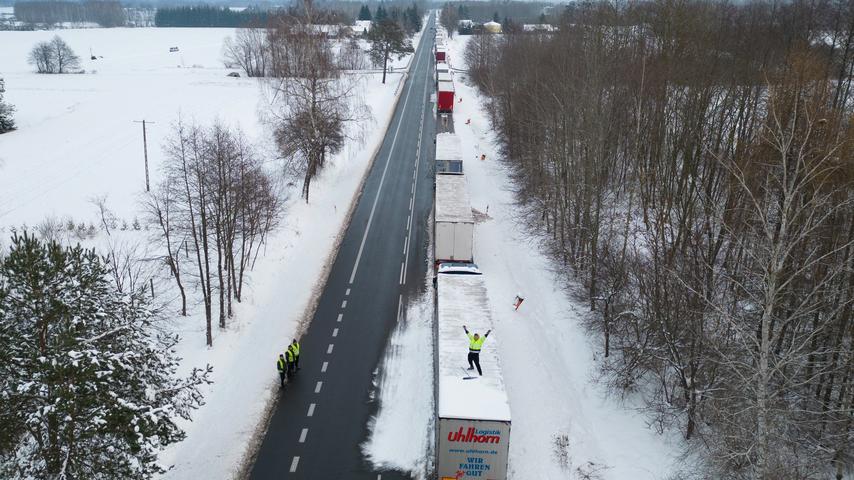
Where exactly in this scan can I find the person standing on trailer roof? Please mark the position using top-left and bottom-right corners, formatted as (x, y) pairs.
(463, 325), (491, 376)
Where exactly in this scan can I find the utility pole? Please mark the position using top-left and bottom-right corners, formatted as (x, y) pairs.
(133, 120), (155, 191)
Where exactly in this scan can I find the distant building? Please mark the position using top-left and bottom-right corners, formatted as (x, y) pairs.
(483, 20), (502, 34)
(458, 19), (474, 29)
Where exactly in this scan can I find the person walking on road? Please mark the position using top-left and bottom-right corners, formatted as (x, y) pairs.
(285, 346), (296, 379)
(291, 338), (301, 371)
(277, 353), (287, 388)
(463, 325), (491, 376)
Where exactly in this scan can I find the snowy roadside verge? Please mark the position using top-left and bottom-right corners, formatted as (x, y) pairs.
(438, 34), (680, 479)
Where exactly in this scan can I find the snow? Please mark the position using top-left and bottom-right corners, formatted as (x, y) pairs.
(0, 25), (422, 478)
(0, 28), (257, 228)
(435, 174), (473, 223)
(437, 272), (511, 423)
(361, 286), (435, 479)
(435, 132), (461, 161)
(443, 33), (680, 478)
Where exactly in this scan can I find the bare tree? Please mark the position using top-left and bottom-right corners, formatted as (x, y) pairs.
(28, 41), (54, 73)
(28, 36), (80, 74)
(267, 13), (368, 201)
(223, 27), (269, 77)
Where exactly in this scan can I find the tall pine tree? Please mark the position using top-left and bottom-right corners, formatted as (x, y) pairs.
(0, 233), (211, 479)
(367, 18), (413, 84)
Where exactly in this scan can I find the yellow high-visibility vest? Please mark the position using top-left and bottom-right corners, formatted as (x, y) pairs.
(292, 342), (300, 356)
(285, 349), (295, 362)
(468, 334), (485, 352)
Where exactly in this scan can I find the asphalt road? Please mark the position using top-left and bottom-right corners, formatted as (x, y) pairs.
(249, 15), (438, 480)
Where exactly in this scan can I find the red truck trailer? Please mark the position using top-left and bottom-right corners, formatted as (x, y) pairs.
(437, 80), (455, 113)
(435, 46), (447, 62)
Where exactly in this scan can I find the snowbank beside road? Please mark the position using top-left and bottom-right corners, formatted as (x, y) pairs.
(445, 34), (679, 479)
(362, 289), (435, 479)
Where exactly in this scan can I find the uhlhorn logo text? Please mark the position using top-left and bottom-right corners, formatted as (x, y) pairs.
(447, 427), (501, 444)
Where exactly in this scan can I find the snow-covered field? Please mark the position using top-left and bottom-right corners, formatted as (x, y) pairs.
(366, 33), (682, 479)
(0, 28), (258, 228)
(0, 26), (420, 478)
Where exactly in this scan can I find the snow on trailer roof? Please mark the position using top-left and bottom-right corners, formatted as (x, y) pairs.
(435, 133), (462, 162)
(438, 80), (455, 93)
(435, 174), (473, 224)
(437, 272), (511, 422)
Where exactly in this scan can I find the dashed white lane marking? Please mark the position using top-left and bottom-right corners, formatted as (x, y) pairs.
(299, 428), (308, 443)
(307, 403), (316, 417)
(327, 343), (334, 354)
(332, 328), (339, 337)
(345, 288), (351, 296)
(337, 313), (343, 323)
(290, 456), (299, 473)
(341, 300), (347, 309)
(321, 361), (328, 372)
(399, 262), (405, 284)
(315, 381), (323, 393)
(348, 41), (425, 285)
(397, 294), (403, 321)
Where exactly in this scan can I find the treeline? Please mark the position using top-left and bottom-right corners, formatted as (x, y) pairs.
(466, 0), (854, 478)
(154, 6), (268, 28)
(14, 0), (125, 27)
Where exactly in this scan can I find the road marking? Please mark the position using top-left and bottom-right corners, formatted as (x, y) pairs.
(399, 262), (405, 284)
(321, 361), (328, 372)
(337, 313), (343, 323)
(332, 328), (339, 337)
(327, 343), (334, 354)
(348, 41), (425, 285)
(345, 288), (351, 296)
(341, 300), (347, 309)
(290, 456), (299, 473)
(299, 428), (308, 443)
(307, 403), (316, 417)
(315, 381), (323, 393)
(397, 294), (403, 321)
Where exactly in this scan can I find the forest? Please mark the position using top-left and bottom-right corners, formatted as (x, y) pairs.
(154, 5), (268, 28)
(14, 0), (125, 27)
(464, 1), (854, 478)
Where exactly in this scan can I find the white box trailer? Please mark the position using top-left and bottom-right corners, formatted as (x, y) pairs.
(434, 174), (474, 264)
(435, 269), (511, 480)
(437, 62), (450, 74)
(438, 71), (453, 84)
(436, 132), (463, 174)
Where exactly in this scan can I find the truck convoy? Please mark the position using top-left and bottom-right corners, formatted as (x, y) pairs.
(431, 27), (511, 479)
